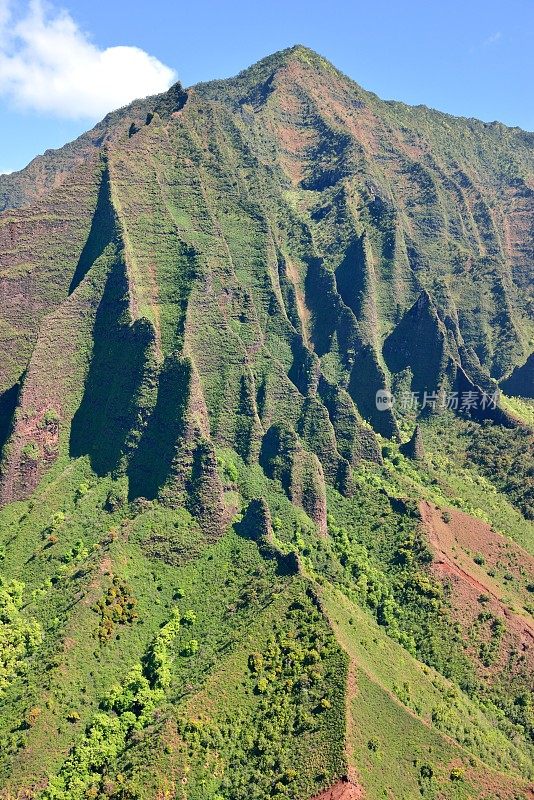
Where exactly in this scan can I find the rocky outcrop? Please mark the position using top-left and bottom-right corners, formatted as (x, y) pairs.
(399, 425), (425, 461)
(0, 209), (139, 502)
(1, 43), (532, 524)
(238, 497), (300, 574)
(454, 365), (517, 428)
(297, 396), (342, 484)
(0, 153), (104, 396)
(259, 423), (328, 535)
(383, 290), (453, 397)
(234, 367), (264, 464)
(240, 497), (272, 541)
(186, 437), (227, 540)
(128, 353), (226, 538)
(319, 382), (382, 467)
(293, 452), (328, 537)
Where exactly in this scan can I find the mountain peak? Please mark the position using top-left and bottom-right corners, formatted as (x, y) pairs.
(235, 43), (337, 73)
(193, 43), (349, 105)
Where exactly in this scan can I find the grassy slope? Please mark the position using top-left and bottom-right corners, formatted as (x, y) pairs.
(0, 448), (348, 797)
(0, 422), (533, 798)
(322, 586), (532, 799)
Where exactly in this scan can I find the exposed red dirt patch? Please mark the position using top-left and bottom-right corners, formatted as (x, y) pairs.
(83, 555), (113, 604)
(464, 765), (534, 800)
(309, 777), (365, 800)
(0, 404), (60, 504)
(420, 501), (534, 674)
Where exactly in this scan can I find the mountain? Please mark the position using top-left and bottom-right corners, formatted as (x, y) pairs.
(0, 45), (533, 800)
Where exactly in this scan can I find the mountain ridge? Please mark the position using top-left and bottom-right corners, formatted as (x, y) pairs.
(0, 45), (532, 800)
(3, 44), (534, 212)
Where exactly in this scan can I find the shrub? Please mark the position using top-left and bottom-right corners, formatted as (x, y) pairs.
(21, 441), (40, 461)
(75, 482), (89, 502)
(43, 409), (60, 427)
(62, 539), (89, 565)
(93, 580), (137, 642)
(25, 706), (41, 728)
(367, 737), (379, 752)
(419, 763), (433, 779)
(0, 580), (42, 698)
(217, 455), (238, 483)
(183, 639), (199, 656)
(50, 511), (65, 530)
(105, 488), (125, 512)
(143, 610), (181, 689)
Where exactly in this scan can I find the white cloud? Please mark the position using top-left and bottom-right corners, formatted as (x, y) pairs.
(482, 31), (502, 46)
(0, 0), (177, 119)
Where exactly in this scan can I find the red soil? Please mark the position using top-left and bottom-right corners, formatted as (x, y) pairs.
(419, 501), (534, 672)
(309, 778), (365, 800)
(463, 766), (534, 800)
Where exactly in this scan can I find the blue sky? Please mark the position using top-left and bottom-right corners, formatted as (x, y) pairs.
(1, 0), (533, 174)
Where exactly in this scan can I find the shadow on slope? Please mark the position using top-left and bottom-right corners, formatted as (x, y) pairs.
(0, 379), (21, 458)
(127, 354), (191, 501)
(68, 163), (116, 295)
(69, 247), (156, 476)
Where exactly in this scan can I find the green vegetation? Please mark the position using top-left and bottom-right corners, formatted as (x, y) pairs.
(0, 44), (533, 800)
(175, 589), (346, 800)
(92, 577), (138, 643)
(0, 579), (42, 697)
(464, 421), (533, 519)
(41, 608), (181, 799)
